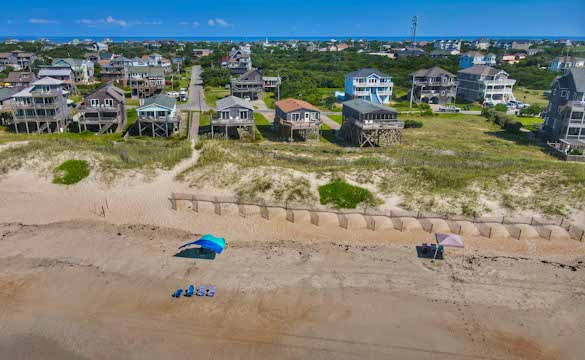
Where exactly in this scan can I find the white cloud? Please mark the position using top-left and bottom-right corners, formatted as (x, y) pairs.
(29, 18), (58, 24)
(214, 18), (232, 27)
(208, 18), (232, 28)
(106, 16), (127, 27)
(192, 21), (200, 27)
(77, 19), (99, 25)
(180, 21), (200, 27)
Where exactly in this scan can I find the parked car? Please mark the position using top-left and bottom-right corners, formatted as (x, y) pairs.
(167, 91), (179, 98)
(508, 100), (530, 109)
(437, 105), (461, 113)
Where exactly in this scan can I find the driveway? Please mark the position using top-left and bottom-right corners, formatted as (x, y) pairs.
(178, 65), (211, 112)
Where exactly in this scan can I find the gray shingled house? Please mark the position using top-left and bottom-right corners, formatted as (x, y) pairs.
(212, 96), (255, 139)
(543, 68), (585, 153)
(340, 99), (404, 147)
(78, 82), (126, 134)
(409, 67), (457, 105)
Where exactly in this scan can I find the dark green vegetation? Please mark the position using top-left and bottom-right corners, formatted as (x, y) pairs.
(319, 179), (377, 209)
(252, 49), (458, 106)
(52, 160), (90, 185)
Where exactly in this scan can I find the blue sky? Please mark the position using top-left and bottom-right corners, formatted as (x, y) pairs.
(1, 0), (584, 37)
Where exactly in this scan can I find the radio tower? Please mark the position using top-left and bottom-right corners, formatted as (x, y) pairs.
(411, 16), (419, 48)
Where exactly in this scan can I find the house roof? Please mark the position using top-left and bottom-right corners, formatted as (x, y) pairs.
(411, 66), (455, 78)
(33, 77), (65, 85)
(83, 82), (125, 103)
(0, 87), (18, 102)
(461, 51), (485, 58)
(551, 55), (585, 63)
(237, 68), (263, 81)
(458, 65), (504, 76)
(128, 66), (165, 76)
(52, 58), (85, 67)
(4, 71), (35, 83)
(346, 68), (391, 79)
(39, 68), (73, 77)
(343, 99), (397, 114)
(275, 98), (320, 113)
(11, 86), (34, 98)
(564, 68), (585, 92)
(139, 94), (176, 110)
(99, 52), (113, 60)
(216, 96), (254, 111)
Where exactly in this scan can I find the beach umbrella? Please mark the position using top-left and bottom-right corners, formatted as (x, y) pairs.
(435, 233), (465, 263)
(178, 234), (226, 254)
(435, 233), (464, 248)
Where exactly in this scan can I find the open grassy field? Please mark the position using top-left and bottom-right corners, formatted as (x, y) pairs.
(328, 114), (342, 125)
(179, 114), (585, 217)
(514, 87), (549, 107)
(517, 116), (544, 131)
(204, 86), (230, 107)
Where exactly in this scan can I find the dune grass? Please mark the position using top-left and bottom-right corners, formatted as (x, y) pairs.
(53, 160), (90, 185)
(182, 114), (585, 216)
(319, 179), (377, 209)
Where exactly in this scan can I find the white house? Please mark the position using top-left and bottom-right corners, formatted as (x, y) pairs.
(549, 56), (585, 73)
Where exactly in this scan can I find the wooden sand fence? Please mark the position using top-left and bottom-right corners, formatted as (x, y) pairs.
(169, 193), (582, 241)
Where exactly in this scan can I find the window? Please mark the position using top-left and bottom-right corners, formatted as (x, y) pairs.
(221, 111), (230, 119)
(560, 90), (568, 98)
(291, 113), (300, 121)
(240, 111), (248, 119)
(104, 99), (113, 107)
(91, 99), (99, 107)
(553, 88), (557, 95)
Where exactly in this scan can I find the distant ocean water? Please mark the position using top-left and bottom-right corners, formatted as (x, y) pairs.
(2, 35), (584, 43)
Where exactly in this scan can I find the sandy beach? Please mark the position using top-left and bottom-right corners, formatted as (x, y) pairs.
(1, 167), (584, 359)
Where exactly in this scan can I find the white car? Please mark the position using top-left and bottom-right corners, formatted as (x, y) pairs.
(167, 91), (179, 98)
(437, 105), (461, 113)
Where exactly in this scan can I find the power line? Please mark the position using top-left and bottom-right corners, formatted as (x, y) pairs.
(411, 16), (420, 47)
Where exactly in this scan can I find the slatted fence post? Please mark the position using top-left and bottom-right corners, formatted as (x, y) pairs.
(214, 197), (221, 215)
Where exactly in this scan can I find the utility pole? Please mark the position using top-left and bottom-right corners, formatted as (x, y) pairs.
(411, 16), (419, 48)
(409, 73), (415, 109)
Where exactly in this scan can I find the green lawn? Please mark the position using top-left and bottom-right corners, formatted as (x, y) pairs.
(199, 113), (211, 127)
(126, 99), (140, 107)
(517, 116), (544, 131)
(328, 115), (342, 125)
(514, 87), (549, 107)
(204, 86), (230, 107)
(263, 92), (276, 109)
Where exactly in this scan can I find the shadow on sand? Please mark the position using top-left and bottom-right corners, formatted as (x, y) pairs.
(174, 248), (217, 260)
(415, 246), (444, 260)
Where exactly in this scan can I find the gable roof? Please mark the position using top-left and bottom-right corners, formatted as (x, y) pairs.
(461, 51), (484, 58)
(275, 98), (320, 113)
(238, 68), (263, 81)
(346, 68), (390, 79)
(343, 99), (397, 114)
(52, 58), (85, 67)
(33, 77), (65, 85)
(216, 96), (254, 111)
(4, 71), (36, 83)
(458, 65), (504, 77)
(411, 66), (454, 78)
(83, 82), (125, 103)
(139, 94), (176, 110)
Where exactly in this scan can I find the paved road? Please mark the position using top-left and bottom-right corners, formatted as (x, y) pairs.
(178, 65), (211, 112)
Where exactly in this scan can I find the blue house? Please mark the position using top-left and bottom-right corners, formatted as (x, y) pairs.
(344, 68), (393, 105)
(459, 51), (497, 69)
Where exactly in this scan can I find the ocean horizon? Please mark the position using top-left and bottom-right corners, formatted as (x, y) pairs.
(2, 35), (584, 43)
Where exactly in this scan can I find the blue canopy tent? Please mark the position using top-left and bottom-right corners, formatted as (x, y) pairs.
(178, 234), (226, 254)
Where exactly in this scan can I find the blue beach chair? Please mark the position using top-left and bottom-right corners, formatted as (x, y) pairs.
(197, 286), (206, 296)
(207, 285), (216, 297)
(185, 285), (195, 297)
(172, 289), (183, 298)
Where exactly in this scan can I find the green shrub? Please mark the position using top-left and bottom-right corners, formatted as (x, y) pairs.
(569, 148), (584, 156)
(53, 160), (90, 185)
(404, 119), (424, 128)
(194, 139), (204, 150)
(504, 120), (522, 132)
(318, 179), (376, 209)
(494, 104), (508, 112)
